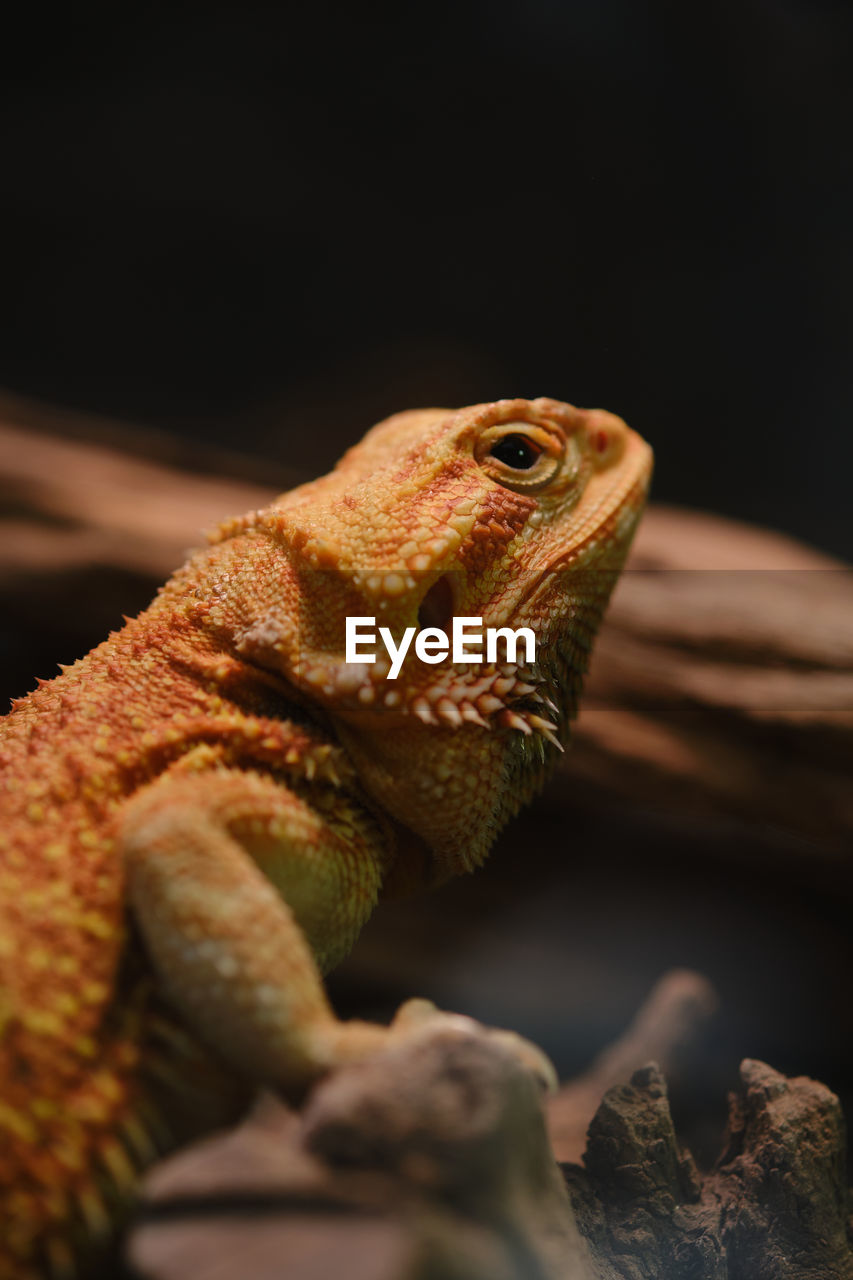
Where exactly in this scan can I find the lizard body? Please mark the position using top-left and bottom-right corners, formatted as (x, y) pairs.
(0, 397), (651, 1275)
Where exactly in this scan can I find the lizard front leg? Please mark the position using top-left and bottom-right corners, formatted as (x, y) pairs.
(120, 766), (392, 1095)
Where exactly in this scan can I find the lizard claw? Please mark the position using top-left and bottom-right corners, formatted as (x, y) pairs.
(389, 998), (558, 1095)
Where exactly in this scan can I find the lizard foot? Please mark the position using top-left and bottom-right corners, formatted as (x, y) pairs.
(388, 998), (558, 1095)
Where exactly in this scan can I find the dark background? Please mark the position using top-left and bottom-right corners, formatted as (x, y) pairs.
(1, 1), (851, 558)
(1, 2), (852, 1165)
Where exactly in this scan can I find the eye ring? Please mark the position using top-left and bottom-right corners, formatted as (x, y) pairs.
(475, 421), (564, 493)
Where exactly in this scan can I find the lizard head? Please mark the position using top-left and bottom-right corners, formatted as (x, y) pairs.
(215, 398), (652, 879)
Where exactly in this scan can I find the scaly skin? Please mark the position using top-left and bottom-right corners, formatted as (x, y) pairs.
(0, 397), (651, 1276)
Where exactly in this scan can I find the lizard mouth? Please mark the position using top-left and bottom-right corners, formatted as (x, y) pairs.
(393, 570), (561, 747)
(266, 566), (561, 746)
(417, 573), (456, 632)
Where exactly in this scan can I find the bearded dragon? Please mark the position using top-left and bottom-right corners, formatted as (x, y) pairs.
(0, 397), (652, 1277)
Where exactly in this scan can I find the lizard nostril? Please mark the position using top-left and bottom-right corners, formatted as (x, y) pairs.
(418, 574), (455, 632)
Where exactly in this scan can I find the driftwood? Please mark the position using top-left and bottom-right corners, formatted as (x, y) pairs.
(130, 977), (852, 1279)
(2, 395), (853, 1276)
(129, 971), (717, 1279)
(578, 507), (853, 853)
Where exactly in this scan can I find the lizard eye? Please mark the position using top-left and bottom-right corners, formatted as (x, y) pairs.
(489, 434), (542, 470)
(475, 421), (564, 493)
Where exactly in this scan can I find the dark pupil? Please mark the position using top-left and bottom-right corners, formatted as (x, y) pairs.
(489, 434), (541, 470)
